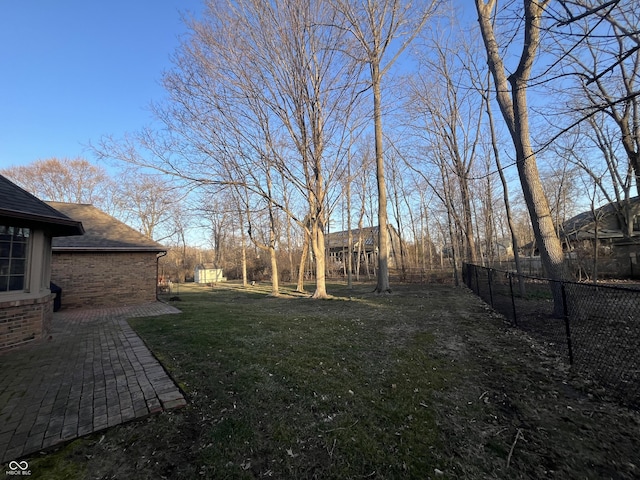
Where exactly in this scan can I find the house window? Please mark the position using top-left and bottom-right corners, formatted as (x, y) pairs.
(0, 226), (30, 292)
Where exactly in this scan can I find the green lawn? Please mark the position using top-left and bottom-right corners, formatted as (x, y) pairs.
(135, 283), (452, 478)
(26, 282), (640, 479)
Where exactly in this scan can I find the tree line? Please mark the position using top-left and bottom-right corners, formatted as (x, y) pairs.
(4, 0), (639, 312)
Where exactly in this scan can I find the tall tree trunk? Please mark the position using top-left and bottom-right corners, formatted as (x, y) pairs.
(421, 197), (433, 271)
(282, 172), (295, 283)
(406, 193), (420, 275)
(485, 81), (525, 294)
(347, 158), (354, 288)
(373, 64), (391, 293)
(265, 170), (280, 296)
(476, 0), (565, 315)
(460, 177), (478, 263)
(511, 74), (565, 311)
(445, 194), (460, 287)
(308, 106), (329, 298)
(356, 175), (367, 282)
(296, 230), (310, 293)
(311, 221), (329, 298)
(239, 210), (248, 287)
(390, 165), (407, 281)
(355, 235), (362, 282)
(426, 215), (433, 272)
(269, 240), (279, 295)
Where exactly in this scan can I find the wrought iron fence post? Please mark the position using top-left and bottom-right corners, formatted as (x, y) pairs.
(508, 273), (518, 327)
(561, 283), (574, 365)
(474, 265), (480, 295)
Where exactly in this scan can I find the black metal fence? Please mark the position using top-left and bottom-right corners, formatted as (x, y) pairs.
(157, 281), (182, 303)
(463, 263), (640, 409)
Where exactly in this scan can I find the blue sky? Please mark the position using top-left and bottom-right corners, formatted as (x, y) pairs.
(0, 0), (203, 168)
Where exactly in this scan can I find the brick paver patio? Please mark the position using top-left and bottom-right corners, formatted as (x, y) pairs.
(0, 302), (184, 463)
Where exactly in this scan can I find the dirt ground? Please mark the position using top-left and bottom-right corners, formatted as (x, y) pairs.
(423, 300), (639, 478)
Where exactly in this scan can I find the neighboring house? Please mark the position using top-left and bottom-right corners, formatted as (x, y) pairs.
(559, 197), (640, 278)
(325, 226), (403, 268)
(561, 196), (640, 244)
(46, 202), (166, 309)
(194, 264), (226, 284)
(0, 175), (83, 351)
(521, 197), (640, 254)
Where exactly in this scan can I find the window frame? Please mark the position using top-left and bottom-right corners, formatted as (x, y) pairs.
(0, 226), (31, 293)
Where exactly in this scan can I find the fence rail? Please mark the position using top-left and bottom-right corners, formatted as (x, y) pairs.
(463, 263), (640, 409)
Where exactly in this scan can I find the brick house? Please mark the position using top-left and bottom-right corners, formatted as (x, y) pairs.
(0, 175), (84, 351)
(46, 202), (166, 310)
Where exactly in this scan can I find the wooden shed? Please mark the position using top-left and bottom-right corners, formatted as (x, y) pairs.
(194, 264), (226, 284)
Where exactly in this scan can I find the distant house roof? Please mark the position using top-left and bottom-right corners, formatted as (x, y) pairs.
(326, 226), (379, 250)
(0, 174), (84, 236)
(561, 196), (640, 241)
(46, 202), (165, 252)
(325, 225), (403, 251)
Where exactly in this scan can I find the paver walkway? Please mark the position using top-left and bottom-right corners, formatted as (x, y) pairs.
(0, 302), (184, 464)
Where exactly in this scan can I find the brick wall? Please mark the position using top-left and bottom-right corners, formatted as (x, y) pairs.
(51, 251), (158, 309)
(0, 294), (53, 351)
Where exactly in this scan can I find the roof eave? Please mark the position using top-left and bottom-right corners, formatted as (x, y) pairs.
(52, 246), (166, 253)
(0, 209), (84, 237)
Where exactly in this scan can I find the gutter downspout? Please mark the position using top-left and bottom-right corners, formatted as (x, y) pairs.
(156, 250), (167, 301)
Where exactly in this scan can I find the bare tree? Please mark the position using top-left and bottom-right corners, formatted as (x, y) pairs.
(116, 172), (182, 241)
(345, 146), (354, 288)
(403, 133), (466, 285)
(1, 157), (117, 214)
(230, 0), (361, 298)
(237, 207), (249, 287)
(476, 0), (566, 315)
(387, 152), (409, 280)
(540, 159), (580, 231)
(164, 204), (193, 282)
(408, 34), (486, 266)
(551, 1), (640, 174)
(295, 215), (312, 292)
(483, 72), (526, 292)
(96, 0), (362, 299)
(332, 0), (440, 293)
(561, 117), (636, 236)
(351, 141), (376, 281)
(246, 170), (281, 295)
(199, 190), (236, 270)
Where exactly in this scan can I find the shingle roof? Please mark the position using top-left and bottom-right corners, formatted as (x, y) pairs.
(46, 202), (165, 252)
(196, 264), (219, 270)
(0, 174), (84, 236)
(326, 227), (379, 249)
(561, 196), (640, 240)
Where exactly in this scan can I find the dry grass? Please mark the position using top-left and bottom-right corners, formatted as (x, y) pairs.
(25, 281), (640, 479)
